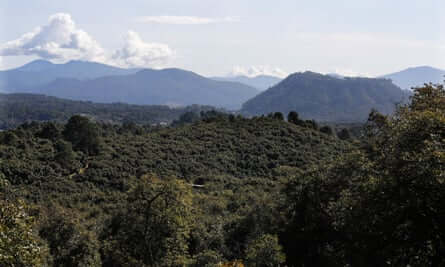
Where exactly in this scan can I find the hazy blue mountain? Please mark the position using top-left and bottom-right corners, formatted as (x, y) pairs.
(0, 60), (140, 93)
(241, 71), (408, 122)
(211, 75), (282, 90)
(382, 66), (445, 90)
(38, 68), (259, 109)
(16, 59), (55, 72)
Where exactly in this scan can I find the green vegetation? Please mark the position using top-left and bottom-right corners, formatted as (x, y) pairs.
(0, 200), (48, 266)
(0, 84), (443, 266)
(0, 93), (217, 130)
(281, 84), (445, 266)
(0, 176), (49, 266)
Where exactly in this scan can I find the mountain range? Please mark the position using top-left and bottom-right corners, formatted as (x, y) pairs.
(40, 69), (259, 109)
(242, 72), (409, 122)
(1, 60), (443, 121)
(0, 60), (259, 109)
(0, 60), (140, 93)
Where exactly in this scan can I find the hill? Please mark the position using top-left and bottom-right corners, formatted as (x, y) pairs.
(0, 93), (217, 129)
(0, 113), (348, 264)
(0, 60), (140, 93)
(211, 75), (282, 90)
(382, 66), (445, 90)
(1, 115), (347, 196)
(38, 68), (259, 109)
(2, 84), (442, 266)
(241, 71), (407, 122)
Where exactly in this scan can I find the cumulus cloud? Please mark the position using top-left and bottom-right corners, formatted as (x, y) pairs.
(0, 13), (106, 62)
(111, 31), (174, 68)
(136, 15), (239, 25)
(229, 65), (288, 78)
(0, 13), (175, 68)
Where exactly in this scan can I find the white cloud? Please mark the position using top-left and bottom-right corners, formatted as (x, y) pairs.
(136, 15), (239, 25)
(111, 31), (174, 68)
(332, 68), (372, 78)
(0, 13), (175, 69)
(229, 65), (288, 78)
(0, 13), (106, 62)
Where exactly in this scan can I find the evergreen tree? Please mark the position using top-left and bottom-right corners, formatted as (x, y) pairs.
(63, 115), (101, 155)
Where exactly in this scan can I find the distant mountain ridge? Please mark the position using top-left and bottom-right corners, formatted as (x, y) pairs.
(16, 59), (141, 78)
(242, 71), (408, 122)
(0, 60), (259, 109)
(0, 60), (141, 92)
(381, 66), (445, 90)
(38, 68), (259, 109)
(211, 75), (282, 90)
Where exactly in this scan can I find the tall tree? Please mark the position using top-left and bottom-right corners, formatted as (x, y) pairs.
(63, 115), (101, 155)
(103, 176), (194, 266)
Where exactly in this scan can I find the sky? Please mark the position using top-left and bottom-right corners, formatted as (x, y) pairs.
(0, 0), (444, 77)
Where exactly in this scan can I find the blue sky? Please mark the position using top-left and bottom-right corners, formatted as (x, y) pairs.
(0, 0), (444, 77)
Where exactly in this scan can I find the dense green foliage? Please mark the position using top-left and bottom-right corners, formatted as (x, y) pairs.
(0, 83), (443, 266)
(0, 93), (217, 129)
(103, 177), (194, 266)
(281, 84), (445, 266)
(0, 176), (48, 266)
(242, 71), (409, 122)
(0, 113), (347, 266)
(0, 199), (48, 266)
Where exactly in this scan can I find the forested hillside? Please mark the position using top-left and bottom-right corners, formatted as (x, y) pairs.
(0, 84), (444, 266)
(0, 112), (348, 266)
(0, 93), (218, 129)
(242, 71), (408, 122)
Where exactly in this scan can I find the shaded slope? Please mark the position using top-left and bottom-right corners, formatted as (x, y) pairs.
(241, 72), (407, 122)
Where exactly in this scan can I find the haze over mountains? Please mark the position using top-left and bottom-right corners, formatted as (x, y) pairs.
(0, 60), (259, 109)
(211, 75), (282, 90)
